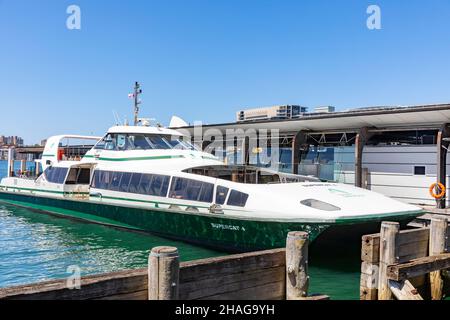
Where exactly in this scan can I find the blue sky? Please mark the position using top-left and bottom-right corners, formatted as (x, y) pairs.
(1, 0), (450, 144)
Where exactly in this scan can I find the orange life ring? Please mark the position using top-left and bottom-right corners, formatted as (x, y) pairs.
(429, 182), (446, 199)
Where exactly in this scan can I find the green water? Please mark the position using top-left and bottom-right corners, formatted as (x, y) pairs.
(0, 161), (360, 299)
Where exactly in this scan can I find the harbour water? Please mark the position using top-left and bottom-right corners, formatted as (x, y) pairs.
(0, 161), (360, 299)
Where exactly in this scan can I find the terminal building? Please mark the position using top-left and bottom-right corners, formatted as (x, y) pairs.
(173, 104), (450, 209)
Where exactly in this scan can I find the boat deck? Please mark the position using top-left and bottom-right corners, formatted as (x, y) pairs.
(408, 205), (450, 227)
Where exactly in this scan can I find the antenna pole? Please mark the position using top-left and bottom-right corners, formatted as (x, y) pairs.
(133, 81), (142, 126)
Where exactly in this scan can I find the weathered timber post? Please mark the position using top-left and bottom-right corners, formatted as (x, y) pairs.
(360, 234), (380, 300)
(429, 216), (448, 300)
(378, 222), (399, 300)
(148, 246), (180, 300)
(286, 231), (309, 300)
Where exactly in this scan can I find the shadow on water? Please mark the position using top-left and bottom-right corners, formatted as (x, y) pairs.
(308, 238), (361, 300)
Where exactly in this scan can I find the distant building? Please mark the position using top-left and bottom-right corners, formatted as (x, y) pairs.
(314, 106), (336, 113)
(0, 135), (24, 147)
(236, 105), (308, 122)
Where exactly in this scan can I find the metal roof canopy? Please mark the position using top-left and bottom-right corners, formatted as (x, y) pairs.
(173, 104), (450, 134)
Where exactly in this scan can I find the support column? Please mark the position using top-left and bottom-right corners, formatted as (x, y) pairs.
(242, 136), (250, 166)
(355, 128), (373, 188)
(7, 148), (15, 178)
(20, 159), (27, 175)
(436, 124), (450, 209)
(292, 131), (308, 175)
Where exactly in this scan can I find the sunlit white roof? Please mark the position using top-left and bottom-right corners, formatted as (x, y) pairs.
(173, 104), (450, 134)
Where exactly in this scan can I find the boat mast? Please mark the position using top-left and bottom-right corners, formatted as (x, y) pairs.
(133, 81), (143, 126)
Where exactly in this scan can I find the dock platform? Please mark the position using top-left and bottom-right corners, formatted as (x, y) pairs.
(409, 206), (450, 228)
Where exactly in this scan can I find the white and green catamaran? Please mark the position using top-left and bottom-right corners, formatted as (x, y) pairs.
(0, 124), (423, 251)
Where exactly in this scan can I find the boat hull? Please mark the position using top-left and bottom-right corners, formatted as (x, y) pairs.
(0, 191), (420, 252)
(0, 191), (331, 252)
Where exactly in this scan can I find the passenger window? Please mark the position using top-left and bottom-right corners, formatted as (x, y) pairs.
(110, 172), (122, 191)
(92, 170), (100, 188)
(128, 173), (142, 193)
(45, 167), (68, 184)
(92, 170), (112, 189)
(169, 177), (214, 203)
(149, 175), (170, 197)
(138, 174), (152, 194)
(215, 186), (229, 205)
(197, 181), (214, 202)
(120, 172), (132, 192)
(77, 168), (91, 184)
(227, 190), (249, 207)
(65, 168), (78, 185)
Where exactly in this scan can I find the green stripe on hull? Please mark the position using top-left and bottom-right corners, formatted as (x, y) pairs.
(0, 191), (329, 251)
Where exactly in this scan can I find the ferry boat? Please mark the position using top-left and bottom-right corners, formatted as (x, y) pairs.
(0, 124), (424, 251)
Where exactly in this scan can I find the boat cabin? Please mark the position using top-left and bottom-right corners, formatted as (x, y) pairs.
(183, 165), (321, 184)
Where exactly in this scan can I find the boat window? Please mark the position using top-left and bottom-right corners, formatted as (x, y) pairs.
(119, 172), (132, 192)
(215, 186), (229, 205)
(128, 173), (142, 193)
(169, 177), (214, 203)
(94, 133), (196, 151)
(77, 168), (91, 184)
(165, 136), (199, 151)
(92, 170), (112, 189)
(65, 168), (79, 185)
(91, 170), (170, 198)
(110, 172), (122, 191)
(130, 135), (152, 150)
(227, 190), (249, 207)
(65, 168), (91, 185)
(300, 199), (341, 211)
(147, 136), (172, 149)
(138, 174), (152, 194)
(149, 175), (170, 197)
(94, 134), (114, 150)
(44, 167), (68, 184)
(116, 134), (128, 151)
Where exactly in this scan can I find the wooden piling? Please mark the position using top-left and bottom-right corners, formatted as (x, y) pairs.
(360, 234), (380, 300)
(286, 231), (309, 300)
(429, 216), (448, 300)
(378, 221), (399, 300)
(388, 279), (423, 300)
(148, 246), (180, 300)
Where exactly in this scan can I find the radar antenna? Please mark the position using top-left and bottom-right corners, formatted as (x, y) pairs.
(128, 81), (143, 126)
